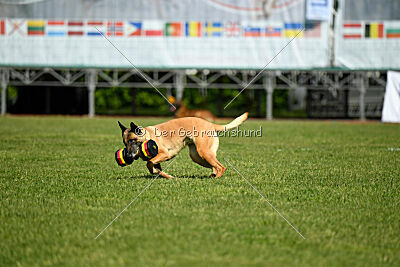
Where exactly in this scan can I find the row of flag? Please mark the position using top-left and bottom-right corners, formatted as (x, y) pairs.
(0, 19), (321, 38)
(343, 22), (400, 39)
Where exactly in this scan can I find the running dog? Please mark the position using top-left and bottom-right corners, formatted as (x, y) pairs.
(118, 112), (248, 179)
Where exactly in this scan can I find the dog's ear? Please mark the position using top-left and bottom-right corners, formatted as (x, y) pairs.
(130, 122), (142, 135)
(118, 121), (127, 133)
(130, 122), (137, 130)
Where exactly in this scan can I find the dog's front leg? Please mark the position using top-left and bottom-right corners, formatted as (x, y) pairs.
(147, 161), (175, 179)
(146, 153), (175, 179)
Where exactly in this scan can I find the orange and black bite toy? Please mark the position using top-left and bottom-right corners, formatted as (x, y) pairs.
(139, 140), (158, 161)
(115, 140), (158, 167)
(115, 148), (134, 167)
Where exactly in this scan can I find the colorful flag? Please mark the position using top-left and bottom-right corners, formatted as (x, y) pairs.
(224, 22), (241, 37)
(244, 26), (261, 37)
(365, 23), (383, 38)
(284, 23), (303, 38)
(185, 22), (201, 37)
(342, 23), (362, 39)
(68, 21), (84, 36)
(127, 22), (142, 36)
(7, 19), (26, 36)
(107, 21), (124, 36)
(165, 22), (182, 36)
(143, 21), (164, 36)
(145, 30), (163, 36)
(46, 20), (66, 36)
(386, 27), (400, 38)
(28, 20), (45, 35)
(0, 20), (5, 35)
(304, 22), (321, 38)
(264, 26), (282, 37)
(204, 22), (222, 37)
(87, 21), (105, 36)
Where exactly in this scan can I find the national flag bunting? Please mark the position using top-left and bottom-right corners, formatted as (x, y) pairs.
(365, 23), (383, 38)
(0, 19), (382, 41)
(284, 23), (303, 38)
(107, 21), (124, 36)
(224, 22), (241, 37)
(28, 20), (45, 35)
(143, 21), (163, 36)
(87, 21), (105, 36)
(165, 22), (182, 36)
(185, 22), (201, 37)
(386, 27), (400, 38)
(46, 20), (65, 36)
(68, 21), (84, 35)
(204, 22), (222, 37)
(0, 20), (5, 35)
(7, 20), (26, 36)
(264, 26), (281, 37)
(127, 22), (142, 36)
(244, 26), (261, 37)
(342, 23), (362, 39)
(145, 30), (163, 36)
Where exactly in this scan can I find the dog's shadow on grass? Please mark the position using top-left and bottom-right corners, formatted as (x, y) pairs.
(115, 174), (211, 180)
(115, 174), (153, 180)
(179, 174), (211, 179)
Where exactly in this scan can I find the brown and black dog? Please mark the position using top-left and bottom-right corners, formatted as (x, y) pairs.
(118, 112), (248, 179)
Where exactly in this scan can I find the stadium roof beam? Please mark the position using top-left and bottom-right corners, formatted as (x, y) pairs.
(3, 68), (386, 90)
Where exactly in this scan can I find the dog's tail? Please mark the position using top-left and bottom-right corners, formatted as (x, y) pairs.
(214, 112), (248, 132)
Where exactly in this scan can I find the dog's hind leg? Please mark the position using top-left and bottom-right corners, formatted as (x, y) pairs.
(189, 144), (212, 168)
(194, 137), (226, 178)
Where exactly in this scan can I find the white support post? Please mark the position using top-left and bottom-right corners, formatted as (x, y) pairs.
(264, 73), (274, 120)
(175, 71), (184, 101)
(1, 69), (9, 116)
(359, 73), (366, 121)
(87, 70), (97, 118)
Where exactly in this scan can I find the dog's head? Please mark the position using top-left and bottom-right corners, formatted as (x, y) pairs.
(118, 121), (145, 158)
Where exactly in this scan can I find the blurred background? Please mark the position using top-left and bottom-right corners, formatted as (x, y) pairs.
(0, 0), (399, 120)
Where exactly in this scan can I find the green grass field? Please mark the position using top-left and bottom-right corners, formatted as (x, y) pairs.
(1, 116), (399, 266)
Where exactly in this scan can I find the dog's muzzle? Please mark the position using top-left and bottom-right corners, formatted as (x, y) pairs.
(115, 140), (159, 167)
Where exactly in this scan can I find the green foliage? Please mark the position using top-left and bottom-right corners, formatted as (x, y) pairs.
(1, 116), (399, 266)
(96, 88), (170, 115)
(136, 90), (166, 108)
(94, 87), (300, 117)
(184, 88), (207, 107)
(95, 87), (131, 111)
(273, 89), (288, 111)
(7, 86), (18, 106)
